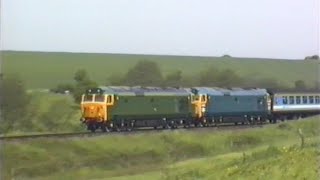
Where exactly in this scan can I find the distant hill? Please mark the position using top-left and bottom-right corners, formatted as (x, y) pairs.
(2, 51), (319, 88)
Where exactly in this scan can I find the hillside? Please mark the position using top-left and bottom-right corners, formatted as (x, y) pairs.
(2, 51), (319, 88)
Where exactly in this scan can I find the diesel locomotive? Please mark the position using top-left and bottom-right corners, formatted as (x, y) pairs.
(80, 86), (320, 132)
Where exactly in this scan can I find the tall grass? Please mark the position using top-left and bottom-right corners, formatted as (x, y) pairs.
(2, 116), (319, 179)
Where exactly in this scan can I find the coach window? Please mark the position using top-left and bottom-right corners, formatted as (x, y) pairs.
(282, 96), (288, 104)
(289, 96), (294, 104)
(302, 96), (308, 104)
(309, 96), (314, 104)
(316, 96), (320, 104)
(295, 96), (301, 104)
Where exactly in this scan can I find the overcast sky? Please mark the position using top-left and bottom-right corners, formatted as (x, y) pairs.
(0, 0), (319, 59)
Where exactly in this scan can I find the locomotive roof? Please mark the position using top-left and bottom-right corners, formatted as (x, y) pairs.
(191, 87), (268, 96)
(97, 86), (191, 96)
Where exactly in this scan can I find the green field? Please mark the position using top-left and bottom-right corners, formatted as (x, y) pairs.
(2, 116), (319, 180)
(2, 51), (319, 88)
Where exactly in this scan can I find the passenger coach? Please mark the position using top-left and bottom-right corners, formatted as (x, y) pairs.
(269, 90), (320, 120)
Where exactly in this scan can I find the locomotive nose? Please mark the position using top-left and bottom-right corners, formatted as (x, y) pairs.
(83, 105), (103, 119)
(89, 106), (95, 114)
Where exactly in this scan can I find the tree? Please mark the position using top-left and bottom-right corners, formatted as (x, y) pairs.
(311, 55), (319, 60)
(199, 66), (220, 86)
(107, 73), (125, 86)
(198, 67), (243, 87)
(240, 75), (288, 90)
(72, 69), (97, 103)
(215, 69), (243, 87)
(305, 55), (319, 60)
(74, 69), (89, 82)
(0, 75), (30, 133)
(294, 80), (306, 90)
(222, 54), (232, 58)
(123, 60), (163, 86)
(164, 70), (183, 87)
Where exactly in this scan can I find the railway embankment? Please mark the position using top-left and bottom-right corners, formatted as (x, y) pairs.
(1, 116), (319, 180)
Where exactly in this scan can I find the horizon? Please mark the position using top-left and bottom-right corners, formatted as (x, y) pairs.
(1, 50), (308, 61)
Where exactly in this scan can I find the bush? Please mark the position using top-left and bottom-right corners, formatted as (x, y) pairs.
(0, 74), (30, 133)
(39, 99), (77, 132)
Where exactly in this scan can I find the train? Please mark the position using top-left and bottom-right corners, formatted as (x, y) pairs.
(80, 86), (320, 132)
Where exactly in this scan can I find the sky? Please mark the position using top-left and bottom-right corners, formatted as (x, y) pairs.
(0, 0), (319, 59)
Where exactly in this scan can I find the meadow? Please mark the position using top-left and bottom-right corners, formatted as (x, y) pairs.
(2, 116), (319, 180)
(2, 51), (319, 88)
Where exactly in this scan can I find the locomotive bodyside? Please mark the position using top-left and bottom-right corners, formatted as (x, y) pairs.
(81, 86), (195, 131)
(192, 87), (270, 125)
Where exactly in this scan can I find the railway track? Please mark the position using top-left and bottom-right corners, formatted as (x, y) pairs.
(0, 123), (264, 142)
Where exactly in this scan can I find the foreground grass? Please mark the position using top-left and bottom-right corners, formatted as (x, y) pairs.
(3, 51), (319, 88)
(1, 116), (319, 180)
(162, 139), (319, 180)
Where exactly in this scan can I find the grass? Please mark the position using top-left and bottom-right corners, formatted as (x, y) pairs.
(1, 116), (319, 180)
(2, 51), (319, 88)
(162, 141), (319, 180)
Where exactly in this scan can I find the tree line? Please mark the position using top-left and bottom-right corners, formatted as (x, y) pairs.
(106, 60), (317, 90)
(52, 59), (318, 100)
(0, 60), (319, 133)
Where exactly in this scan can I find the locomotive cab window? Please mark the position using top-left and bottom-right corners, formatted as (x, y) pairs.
(282, 96), (288, 104)
(84, 95), (93, 102)
(289, 96), (294, 104)
(94, 95), (105, 102)
(302, 96), (308, 104)
(295, 96), (301, 104)
(309, 96), (314, 104)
